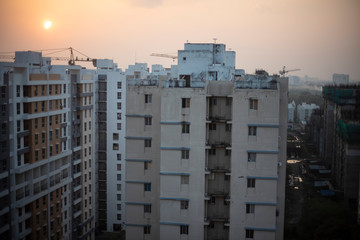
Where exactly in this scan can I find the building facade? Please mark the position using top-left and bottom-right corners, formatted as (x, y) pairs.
(125, 43), (288, 240)
(95, 59), (126, 232)
(0, 51), (96, 240)
(288, 100), (296, 123)
(322, 85), (360, 222)
(296, 102), (320, 123)
(332, 73), (349, 85)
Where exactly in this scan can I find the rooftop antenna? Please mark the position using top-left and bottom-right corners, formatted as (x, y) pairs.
(213, 38), (217, 43)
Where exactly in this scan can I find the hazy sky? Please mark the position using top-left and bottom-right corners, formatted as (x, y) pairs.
(1, 0), (359, 81)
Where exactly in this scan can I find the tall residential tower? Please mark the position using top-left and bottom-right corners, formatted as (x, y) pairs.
(125, 43), (288, 240)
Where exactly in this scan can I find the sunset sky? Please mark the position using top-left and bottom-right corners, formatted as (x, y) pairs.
(1, 0), (359, 81)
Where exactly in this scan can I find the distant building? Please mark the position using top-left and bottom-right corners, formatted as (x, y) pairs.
(288, 76), (300, 86)
(125, 43), (288, 240)
(322, 85), (360, 222)
(333, 73), (349, 85)
(288, 100), (296, 123)
(297, 102), (320, 123)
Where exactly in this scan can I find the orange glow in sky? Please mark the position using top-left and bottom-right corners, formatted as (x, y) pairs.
(0, 0), (359, 81)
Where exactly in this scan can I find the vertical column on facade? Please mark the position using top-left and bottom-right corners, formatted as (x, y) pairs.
(204, 96), (232, 239)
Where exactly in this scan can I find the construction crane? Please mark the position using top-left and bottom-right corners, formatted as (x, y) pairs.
(150, 53), (177, 61)
(0, 47), (96, 66)
(279, 66), (301, 76)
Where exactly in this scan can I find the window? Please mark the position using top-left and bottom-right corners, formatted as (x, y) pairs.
(182, 123), (190, 133)
(144, 226), (151, 234)
(113, 143), (119, 150)
(181, 175), (189, 184)
(34, 86), (38, 96)
(117, 214), (122, 220)
(117, 204), (121, 211)
(16, 85), (20, 97)
(225, 149), (231, 156)
(226, 97), (232, 106)
(117, 164), (121, 171)
(209, 123), (216, 130)
(117, 154), (121, 161)
(182, 98), (190, 108)
(246, 229), (254, 239)
(144, 139), (151, 148)
(42, 117), (45, 127)
(144, 161), (150, 170)
(210, 98), (217, 105)
(180, 200), (189, 209)
(41, 101), (45, 111)
(117, 102), (121, 110)
(35, 118), (38, 129)
(84, 122), (87, 131)
(209, 149), (216, 155)
(249, 99), (258, 110)
(117, 194), (121, 201)
(144, 183), (151, 191)
(35, 134), (39, 145)
(42, 85), (45, 95)
(117, 82), (122, 89)
(35, 150), (39, 161)
(49, 85), (52, 95)
(246, 204), (255, 214)
(181, 150), (189, 159)
(144, 205), (151, 213)
(145, 117), (152, 126)
(248, 153), (256, 162)
(117, 92), (122, 99)
(42, 148), (45, 158)
(55, 115), (58, 124)
(180, 226), (189, 235)
(117, 113), (121, 120)
(117, 123), (122, 130)
(117, 174), (121, 181)
(247, 178), (255, 188)
(248, 126), (257, 136)
(145, 94), (152, 103)
(49, 116), (52, 126)
(117, 184), (121, 191)
(49, 146), (53, 156)
(113, 133), (119, 140)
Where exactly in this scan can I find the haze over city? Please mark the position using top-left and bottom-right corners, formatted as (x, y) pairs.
(1, 0), (359, 81)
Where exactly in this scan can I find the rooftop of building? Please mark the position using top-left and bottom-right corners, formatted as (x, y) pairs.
(323, 84), (360, 105)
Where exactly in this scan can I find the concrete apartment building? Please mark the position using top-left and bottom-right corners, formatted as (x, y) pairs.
(296, 102), (320, 124)
(332, 73), (349, 85)
(125, 43), (288, 240)
(0, 51), (97, 240)
(288, 100), (296, 123)
(322, 85), (360, 222)
(95, 59), (126, 232)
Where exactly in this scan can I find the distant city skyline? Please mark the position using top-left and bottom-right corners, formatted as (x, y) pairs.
(1, 0), (359, 81)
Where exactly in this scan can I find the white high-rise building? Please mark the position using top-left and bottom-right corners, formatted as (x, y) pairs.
(288, 100), (296, 123)
(333, 73), (349, 85)
(297, 102), (320, 123)
(95, 59), (126, 232)
(125, 43), (288, 240)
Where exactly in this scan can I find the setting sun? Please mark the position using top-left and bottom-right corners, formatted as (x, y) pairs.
(44, 21), (52, 29)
